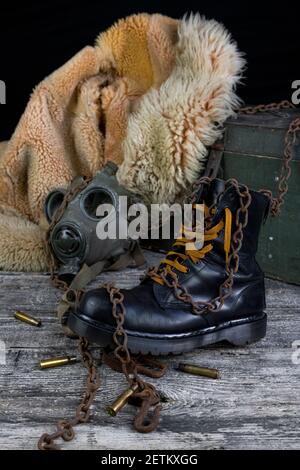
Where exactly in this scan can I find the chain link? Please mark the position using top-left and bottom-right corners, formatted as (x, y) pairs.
(146, 100), (299, 315)
(45, 176), (92, 291)
(146, 178), (251, 315)
(38, 338), (101, 450)
(103, 350), (167, 378)
(39, 100), (299, 448)
(104, 283), (165, 433)
(239, 100), (299, 216)
(239, 100), (295, 114)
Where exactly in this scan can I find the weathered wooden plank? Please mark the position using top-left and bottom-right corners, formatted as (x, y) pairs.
(0, 252), (162, 313)
(0, 420), (299, 450)
(1, 271), (299, 319)
(0, 424), (226, 450)
(1, 278), (299, 350)
(1, 306), (299, 350)
(0, 264), (299, 450)
(1, 351), (300, 419)
(0, 343), (299, 449)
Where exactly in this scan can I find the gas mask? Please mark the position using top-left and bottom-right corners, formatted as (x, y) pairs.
(45, 161), (144, 284)
(45, 161), (175, 334)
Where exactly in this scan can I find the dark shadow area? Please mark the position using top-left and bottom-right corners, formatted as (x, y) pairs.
(0, 0), (299, 140)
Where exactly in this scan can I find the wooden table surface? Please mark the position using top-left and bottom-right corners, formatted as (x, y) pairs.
(0, 252), (299, 450)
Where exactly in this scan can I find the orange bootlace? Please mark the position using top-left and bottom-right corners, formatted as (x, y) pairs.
(150, 207), (232, 286)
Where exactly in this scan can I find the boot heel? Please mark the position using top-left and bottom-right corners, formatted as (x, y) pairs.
(226, 314), (267, 346)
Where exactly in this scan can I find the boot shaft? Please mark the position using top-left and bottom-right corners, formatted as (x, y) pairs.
(202, 180), (270, 258)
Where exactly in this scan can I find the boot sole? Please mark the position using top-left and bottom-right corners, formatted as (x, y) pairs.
(68, 311), (267, 355)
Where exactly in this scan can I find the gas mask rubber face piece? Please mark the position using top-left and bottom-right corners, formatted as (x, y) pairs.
(45, 162), (142, 283)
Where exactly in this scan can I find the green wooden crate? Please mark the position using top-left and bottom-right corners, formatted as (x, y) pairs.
(217, 108), (300, 285)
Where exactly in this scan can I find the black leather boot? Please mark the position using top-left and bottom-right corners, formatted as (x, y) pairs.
(68, 180), (270, 355)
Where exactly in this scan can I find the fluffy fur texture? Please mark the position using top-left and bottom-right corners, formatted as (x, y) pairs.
(118, 15), (244, 204)
(0, 13), (244, 271)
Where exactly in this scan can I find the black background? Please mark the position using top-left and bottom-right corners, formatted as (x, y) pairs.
(0, 0), (299, 141)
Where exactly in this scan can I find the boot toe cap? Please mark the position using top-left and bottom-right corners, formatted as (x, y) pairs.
(77, 288), (116, 328)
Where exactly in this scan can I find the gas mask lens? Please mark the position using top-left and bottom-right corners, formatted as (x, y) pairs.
(45, 190), (67, 223)
(81, 188), (114, 220)
(51, 225), (84, 259)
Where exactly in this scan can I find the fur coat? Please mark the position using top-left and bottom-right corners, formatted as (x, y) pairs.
(0, 13), (244, 271)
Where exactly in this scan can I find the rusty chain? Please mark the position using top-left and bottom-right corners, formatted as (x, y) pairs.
(40, 170), (166, 448)
(147, 100), (300, 315)
(103, 350), (167, 378)
(146, 178), (251, 315)
(239, 100), (300, 216)
(104, 283), (165, 433)
(38, 338), (101, 450)
(97, 178), (252, 435)
(189, 101), (299, 216)
(39, 100), (299, 448)
(239, 100), (295, 114)
(45, 176), (92, 292)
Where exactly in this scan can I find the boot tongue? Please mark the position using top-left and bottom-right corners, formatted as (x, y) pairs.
(209, 185), (240, 226)
(197, 178), (225, 206)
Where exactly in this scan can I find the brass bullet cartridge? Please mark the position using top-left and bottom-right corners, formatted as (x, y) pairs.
(39, 356), (78, 370)
(177, 363), (220, 379)
(107, 384), (139, 417)
(14, 310), (41, 327)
